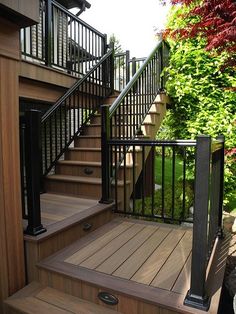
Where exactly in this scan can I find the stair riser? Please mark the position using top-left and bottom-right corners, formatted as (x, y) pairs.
(65, 150), (101, 162)
(45, 180), (102, 199)
(84, 125), (101, 136)
(56, 164), (101, 178)
(144, 113), (160, 125)
(45, 179), (129, 200)
(38, 267), (171, 314)
(91, 115), (101, 124)
(74, 137), (101, 148)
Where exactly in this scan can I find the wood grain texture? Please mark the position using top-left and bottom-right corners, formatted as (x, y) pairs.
(0, 49), (25, 308)
(4, 282), (122, 314)
(0, 17), (19, 60)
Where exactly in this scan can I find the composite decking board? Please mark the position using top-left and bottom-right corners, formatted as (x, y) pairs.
(113, 227), (172, 280)
(150, 231), (192, 290)
(6, 296), (70, 314)
(6, 283), (122, 314)
(39, 193), (98, 226)
(172, 253), (192, 294)
(96, 224), (159, 274)
(36, 286), (121, 314)
(131, 228), (186, 285)
(65, 221), (133, 265)
(79, 223), (145, 269)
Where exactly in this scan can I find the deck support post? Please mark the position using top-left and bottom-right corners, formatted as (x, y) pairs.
(184, 135), (211, 311)
(100, 105), (113, 204)
(24, 110), (46, 236)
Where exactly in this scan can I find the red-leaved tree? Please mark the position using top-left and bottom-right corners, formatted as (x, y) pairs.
(162, 0), (236, 65)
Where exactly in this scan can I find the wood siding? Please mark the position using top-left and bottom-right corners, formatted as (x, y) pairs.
(0, 17), (25, 311)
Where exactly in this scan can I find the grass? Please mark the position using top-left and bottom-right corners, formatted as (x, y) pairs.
(155, 154), (184, 186)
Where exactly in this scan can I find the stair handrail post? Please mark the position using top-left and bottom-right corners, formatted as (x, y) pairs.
(45, 0), (52, 67)
(216, 135), (225, 238)
(24, 110), (46, 236)
(110, 43), (115, 95)
(184, 135), (211, 311)
(125, 50), (130, 84)
(100, 105), (113, 204)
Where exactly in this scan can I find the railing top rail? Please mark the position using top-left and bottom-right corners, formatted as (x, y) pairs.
(107, 139), (197, 147)
(52, 0), (106, 39)
(109, 40), (163, 117)
(42, 49), (113, 122)
(129, 57), (146, 62)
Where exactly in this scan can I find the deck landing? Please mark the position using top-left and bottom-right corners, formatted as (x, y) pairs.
(38, 218), (228, 314)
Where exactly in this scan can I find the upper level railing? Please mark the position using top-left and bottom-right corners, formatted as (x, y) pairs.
(20, 0), (107, 76)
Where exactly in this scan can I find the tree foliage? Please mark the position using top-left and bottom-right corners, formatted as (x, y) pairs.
(161, 0), (236, 66)
(158, 5), (236, 208)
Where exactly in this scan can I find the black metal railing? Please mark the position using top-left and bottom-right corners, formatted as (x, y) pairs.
(109, 40), (168, 141)
(100, 40), (169, 203)
(114, 51), (146, 91)
(20, 49), (114, 234)
(42, 49), (113, 175)
(21, 0), (107, 75)
(107, 139), (196, 223)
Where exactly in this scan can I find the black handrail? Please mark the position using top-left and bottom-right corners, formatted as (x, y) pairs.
(100, 40), (169, 203)
(42, 49), (114, 176)
(110, 40), (163, 117)
(42, 49), (113, 122)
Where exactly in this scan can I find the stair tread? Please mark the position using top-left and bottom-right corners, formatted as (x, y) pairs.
(77, 135), (101, 138)
(5, 282), (122, 314)
(68, 147), (101, 152)
(46, 174), (130, 185)
(58, 160), (101, 166)
(47, 175), (102, 184)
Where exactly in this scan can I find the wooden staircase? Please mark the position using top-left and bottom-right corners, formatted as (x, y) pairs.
(44, 94), (167, 202)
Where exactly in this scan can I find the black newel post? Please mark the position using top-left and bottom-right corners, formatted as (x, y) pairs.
(45, 0), (52, 66)
(24, 110), (46, 236)
(184, 135), (211, 311)
(99, 105), (113, 204)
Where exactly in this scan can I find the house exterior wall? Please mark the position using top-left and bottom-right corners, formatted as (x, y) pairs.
(0, 2), (40, 310)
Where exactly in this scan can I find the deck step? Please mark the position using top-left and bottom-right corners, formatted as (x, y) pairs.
(56, 160), (102, 177)
(65, 147), (101, 162)
(4, 282), (122, 314)
(45, 174), (130, 198)
(74, 135), (101, 148)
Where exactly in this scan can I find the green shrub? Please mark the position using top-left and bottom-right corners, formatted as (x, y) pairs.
(158, 6), (236, 209)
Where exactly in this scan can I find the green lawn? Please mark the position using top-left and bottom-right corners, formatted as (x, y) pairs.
(155, 154), (183, 186)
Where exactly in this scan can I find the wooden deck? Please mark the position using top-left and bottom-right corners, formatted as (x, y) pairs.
(64, 218), (192, 293)
(38, 218), (229, 314)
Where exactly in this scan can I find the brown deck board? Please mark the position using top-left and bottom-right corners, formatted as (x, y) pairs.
(150, 231), (192, 290)
(131, 228), (186, 285)
(96, 224), (158, 274)
(113, 226), (171, 280)
(65, 221), (133, 265)
(172, 253), (192, 294)
(40, 193), (98, 225)
(80, 223), (145, 269)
